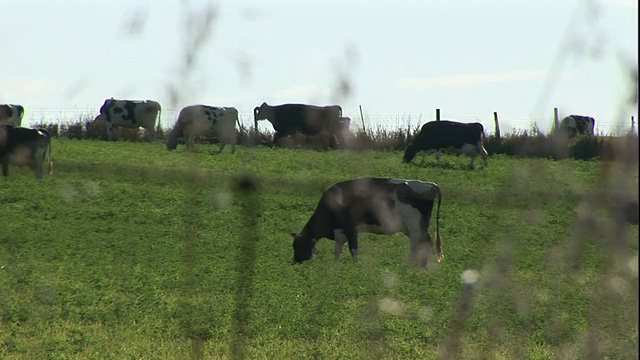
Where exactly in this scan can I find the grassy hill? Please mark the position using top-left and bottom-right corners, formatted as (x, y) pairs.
(0, 139), (637, 359)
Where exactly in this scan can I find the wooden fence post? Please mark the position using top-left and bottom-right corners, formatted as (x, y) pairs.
(436, 108), (440, 122)
(359, 105), (366, 132)
(632, 116), (636, 135)
(553, 107), (559, 132)
(494, 112), (501, 140)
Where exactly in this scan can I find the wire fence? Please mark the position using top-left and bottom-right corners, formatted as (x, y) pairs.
(19, 108), (638, 137)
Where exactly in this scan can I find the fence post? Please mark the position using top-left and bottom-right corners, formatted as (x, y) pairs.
(493, 112), (501, 140)
(359, 105), (366, 132)
(436, 108), (440, 122)
(553, 107), (559, 132)
(631, 116), (636, 135)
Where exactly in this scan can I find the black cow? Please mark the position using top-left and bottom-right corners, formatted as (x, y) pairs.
(0, 104), (25, 127)
(559, 115), (595, 138)
(291, 177), (443, 268)
(253, 102), (348, 148)
(403, 120), (488, 168)
(0, 125), (53, 179)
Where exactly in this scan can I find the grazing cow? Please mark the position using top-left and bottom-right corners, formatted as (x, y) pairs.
(0, 104), (25, 127)
(291, 177), (443, 268)
(559, 115), (596, 138)
(253, 102), (347, 148)
(403, 120), (488, 168)
(166, 105), (238, 154)
(0, 125), (53, 179)
(97, 98), (161, 141)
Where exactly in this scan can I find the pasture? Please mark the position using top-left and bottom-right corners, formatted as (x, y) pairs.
(0, 138), (637, 359)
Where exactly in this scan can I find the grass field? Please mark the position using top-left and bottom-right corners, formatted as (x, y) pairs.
(0, 138), (637, 359)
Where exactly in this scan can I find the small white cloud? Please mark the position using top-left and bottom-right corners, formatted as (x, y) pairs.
(397, 70), (549, 89)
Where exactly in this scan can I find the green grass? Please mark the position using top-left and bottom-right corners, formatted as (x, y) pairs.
(0, 139), (637, 359)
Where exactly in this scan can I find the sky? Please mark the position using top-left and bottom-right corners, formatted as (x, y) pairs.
(1, 0), (637, 135)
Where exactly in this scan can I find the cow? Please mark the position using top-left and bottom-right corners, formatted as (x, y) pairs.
(166, 105), (238, 154)
(97, 98), (161, 141)
(0, 125), (53, 179)
(0, 104), (25, 127)
(253, 102), (348, 149)
(403, 120), (488, 168)
(559, 115), (596, 138)
(291, 177), (443, 268)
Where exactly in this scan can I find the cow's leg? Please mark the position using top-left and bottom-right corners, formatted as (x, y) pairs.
(406, 216), (424, 265)
(328, 134), (338, 149)
(148, 126), (157, 142)
(272, 132), (283, 147)
(230, 133), (237, 154)
(218, 140), (227, 153)
(469, 154), (477, 168)
(478, 143), (488, 167)
(106, 122), (113, 141)
(435, 150), (442, 165)
(187, 133), (195, 151)
(34, 147), (46, 179)
(344, 227), (359, 262)
(333, 229), (347, 262)
(417, 231), (434, 268)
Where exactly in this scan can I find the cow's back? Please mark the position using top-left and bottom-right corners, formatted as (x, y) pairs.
(418, 120), (483, 148)
(267, 104), (339, 135)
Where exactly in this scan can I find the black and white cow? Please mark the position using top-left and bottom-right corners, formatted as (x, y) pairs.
(403, 120), (488, 168)
(253, 102), (348, 148)
(166, 105), (238, 154)
(0, 104), (25, 127)
(97, 98), (161, 141)
(291, 177), (443, 268)
(559, 115), (595, 138)
(0, 125), (53, 179)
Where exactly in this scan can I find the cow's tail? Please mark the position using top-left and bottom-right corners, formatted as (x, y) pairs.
(434, 184), (443, 262)
(155, 104), (162, 136)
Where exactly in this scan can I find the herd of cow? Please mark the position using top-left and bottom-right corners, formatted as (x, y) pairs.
(0, 99), (623, 268)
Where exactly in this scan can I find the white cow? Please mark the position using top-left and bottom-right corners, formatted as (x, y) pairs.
(0, 104), (25, 127)
(166, 105), (238, 154)
(97, 98), (161, 141)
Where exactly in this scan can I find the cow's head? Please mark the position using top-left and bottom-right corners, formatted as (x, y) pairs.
(402, 143), (419, 163)
(253, 102), (270, 130)
(99, 98), (115, 115)
(291, 232), (314, 264)
(166, 131), (178, 151)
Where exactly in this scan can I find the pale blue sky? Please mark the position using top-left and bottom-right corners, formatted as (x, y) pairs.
(1, 0), (637, 134)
